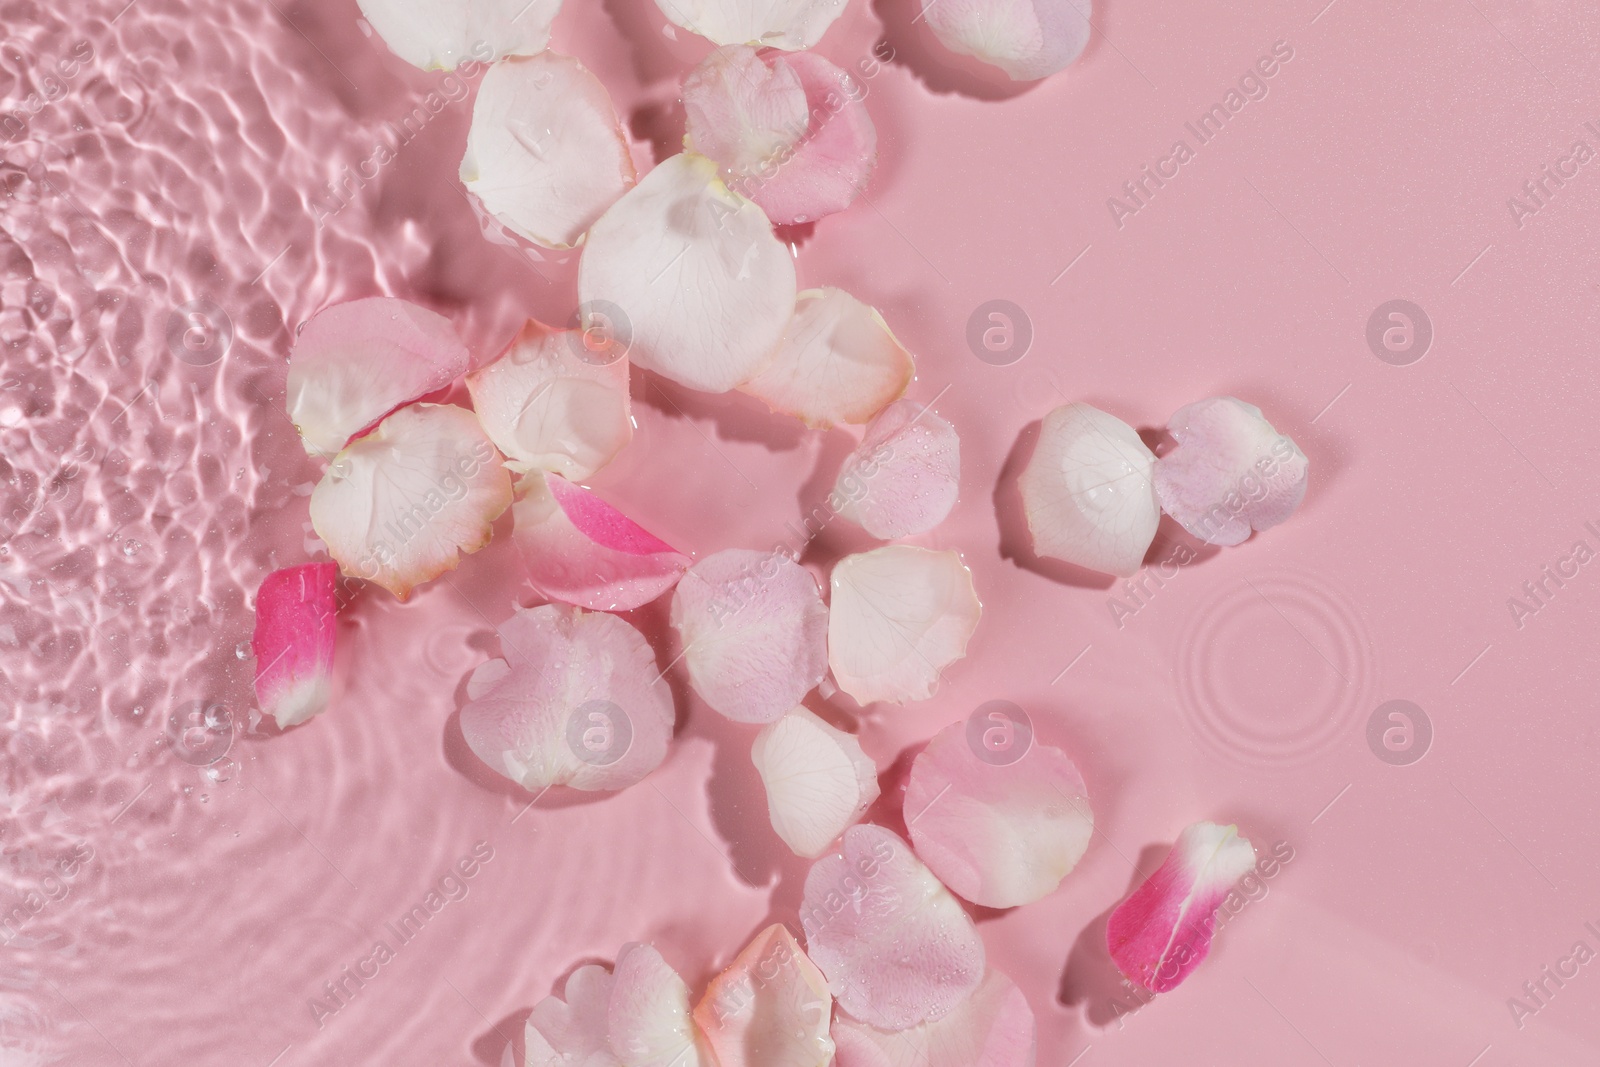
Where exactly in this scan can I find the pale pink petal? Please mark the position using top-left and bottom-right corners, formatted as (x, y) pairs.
(513, 472), (690, 611)
(309, 403), (513, 600)
(836, 400), (960, 539)
(654, 0), (847, 50)
(827, 547), (981, 706)
(356, 0), (561, 71)
(752, 707), (880, 858)
(465, 319), (633, 480)
(525, 964), (621, 1067)
(1018, 403), (1159, 578)
(684, 47), (877, 225)
(1152, 396), (1310, 547)
(800, 824), (985, 1030)
(1106, 821), (1257, 993)
(831, 969), (1036, 1067)
(459, 603), (674, 792)
(904, 721), (1092, 909)
(462, 52), (637, 250)
(740, 288), (914, 428)
(694, 924), (835, 1067)
(286, 297), (471, 459)
(577, 153), (796, 393)
(669, 550), (827, 723)
(922, 0), (1091, 81)
(251, 563), (338, 729)
(609, 944), (711, 1067)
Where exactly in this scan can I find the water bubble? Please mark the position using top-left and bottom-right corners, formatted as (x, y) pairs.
(205, 757), (236, 784)
(121, 540), (141, 557)
(165, 699), (235, 766)
(235, 642), (250, 660)
(329, 460), (350, 480)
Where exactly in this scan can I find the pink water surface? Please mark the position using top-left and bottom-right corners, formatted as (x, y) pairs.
(3, 0), (1600, 1064)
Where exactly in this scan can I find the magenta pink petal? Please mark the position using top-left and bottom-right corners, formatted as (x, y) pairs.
(1106, 821), (1257, 993)
(513, 472), (691, 611)
(684, 46), (877, 226)
(831, 968), (1036, 1067)
(251, 562), (339, 728)
(286, 297), (470, 458)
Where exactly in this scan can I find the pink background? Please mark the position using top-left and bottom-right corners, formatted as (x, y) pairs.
(2, 0), (1599, 1064)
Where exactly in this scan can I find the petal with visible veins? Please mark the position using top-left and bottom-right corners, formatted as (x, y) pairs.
(513, 472), (690, 611)
(1106, 821), (1257, 993)
(577, 153), (796, 393)
(695, 924), (835, 1067)
(921, 0), (1091, 81)
(753, 707), (880, 858)
(609, 943), (711, 1067)
(836, 400), (960, 539)
(286, 297), (470, 459)
(669, 549), (828, 723)
(465, 319), (632, 480)
(462, 52), (636, 250)
(309, 404), (512, 600)
(251, 563), (338, 728)
(831, 969), (1036, 1067)
(1018, 402), (1159, 578)
(654, 0), (847, 50)
(356, 0), (562, 71)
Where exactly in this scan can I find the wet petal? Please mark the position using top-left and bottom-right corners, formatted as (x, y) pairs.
(1152, 396), (1309, 547)
(356, 0), (561, 71)
(800, 824), (985, 1030)
(462, 52), (637, 250)
(922, 0), (1092, 81)
(1106, 821), (1257, 993)
(752, 707), (880, 858)
(609, 943), (711, 1067)
(459, 603), (674, 792)
(1018, 402), (1158, 578)
(827, 547), (981, 706)
(654, 0), (847, 50)
(905, 720), (1092, 909)
(577, 152), (796, 393)
(831, 969), (1036, 1067)
(669, 549), (828, 723)
(309, 404), (512, 600)
(251, 563), (338, 728)
(525, 963), (621, 1067)
(836, 400), (960, 539)
(684, 47), (876, 225)
(740, 288), (914, 428)
(465, 319), (632, 480)
(286, 297), (470, 459)
(694, 924), (835, 1067)
(513, 472), (691, 611)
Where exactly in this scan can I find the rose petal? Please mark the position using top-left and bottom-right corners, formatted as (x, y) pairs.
(461, 52), (637, 250)
(653, 0), (847, 50)
(513, 472), (690, 611)
(525, 963), (620, 1067)
(739, 288), (914, 428)
(752, 707), (880, 858)
(309, 403), (513, 600)
(286, 297), (471, 459)
(1152, 396), (1309, 547)
(577, 153), (797, 393)
(827, 547), (981, 706)
(694, 924), (835, 1067)
(836, 400), (960, 539)
(1106, 821), (1257, 993)
(356, 0), (561, 71)
(465, 319), (632, 480)
(609, 943), (711, 1067)
(831, 969), (1036, 1067)
(922, 0), (1092, 81)
(459, 603), (674, 792)
(251, 563), (338, 728)
(1018, 402), (1159, 578)
(904, 720), (1092, 909)
(684, 47), (876, 225)
(669, 549), (828, 723)
(800, 824), (985, 1030)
